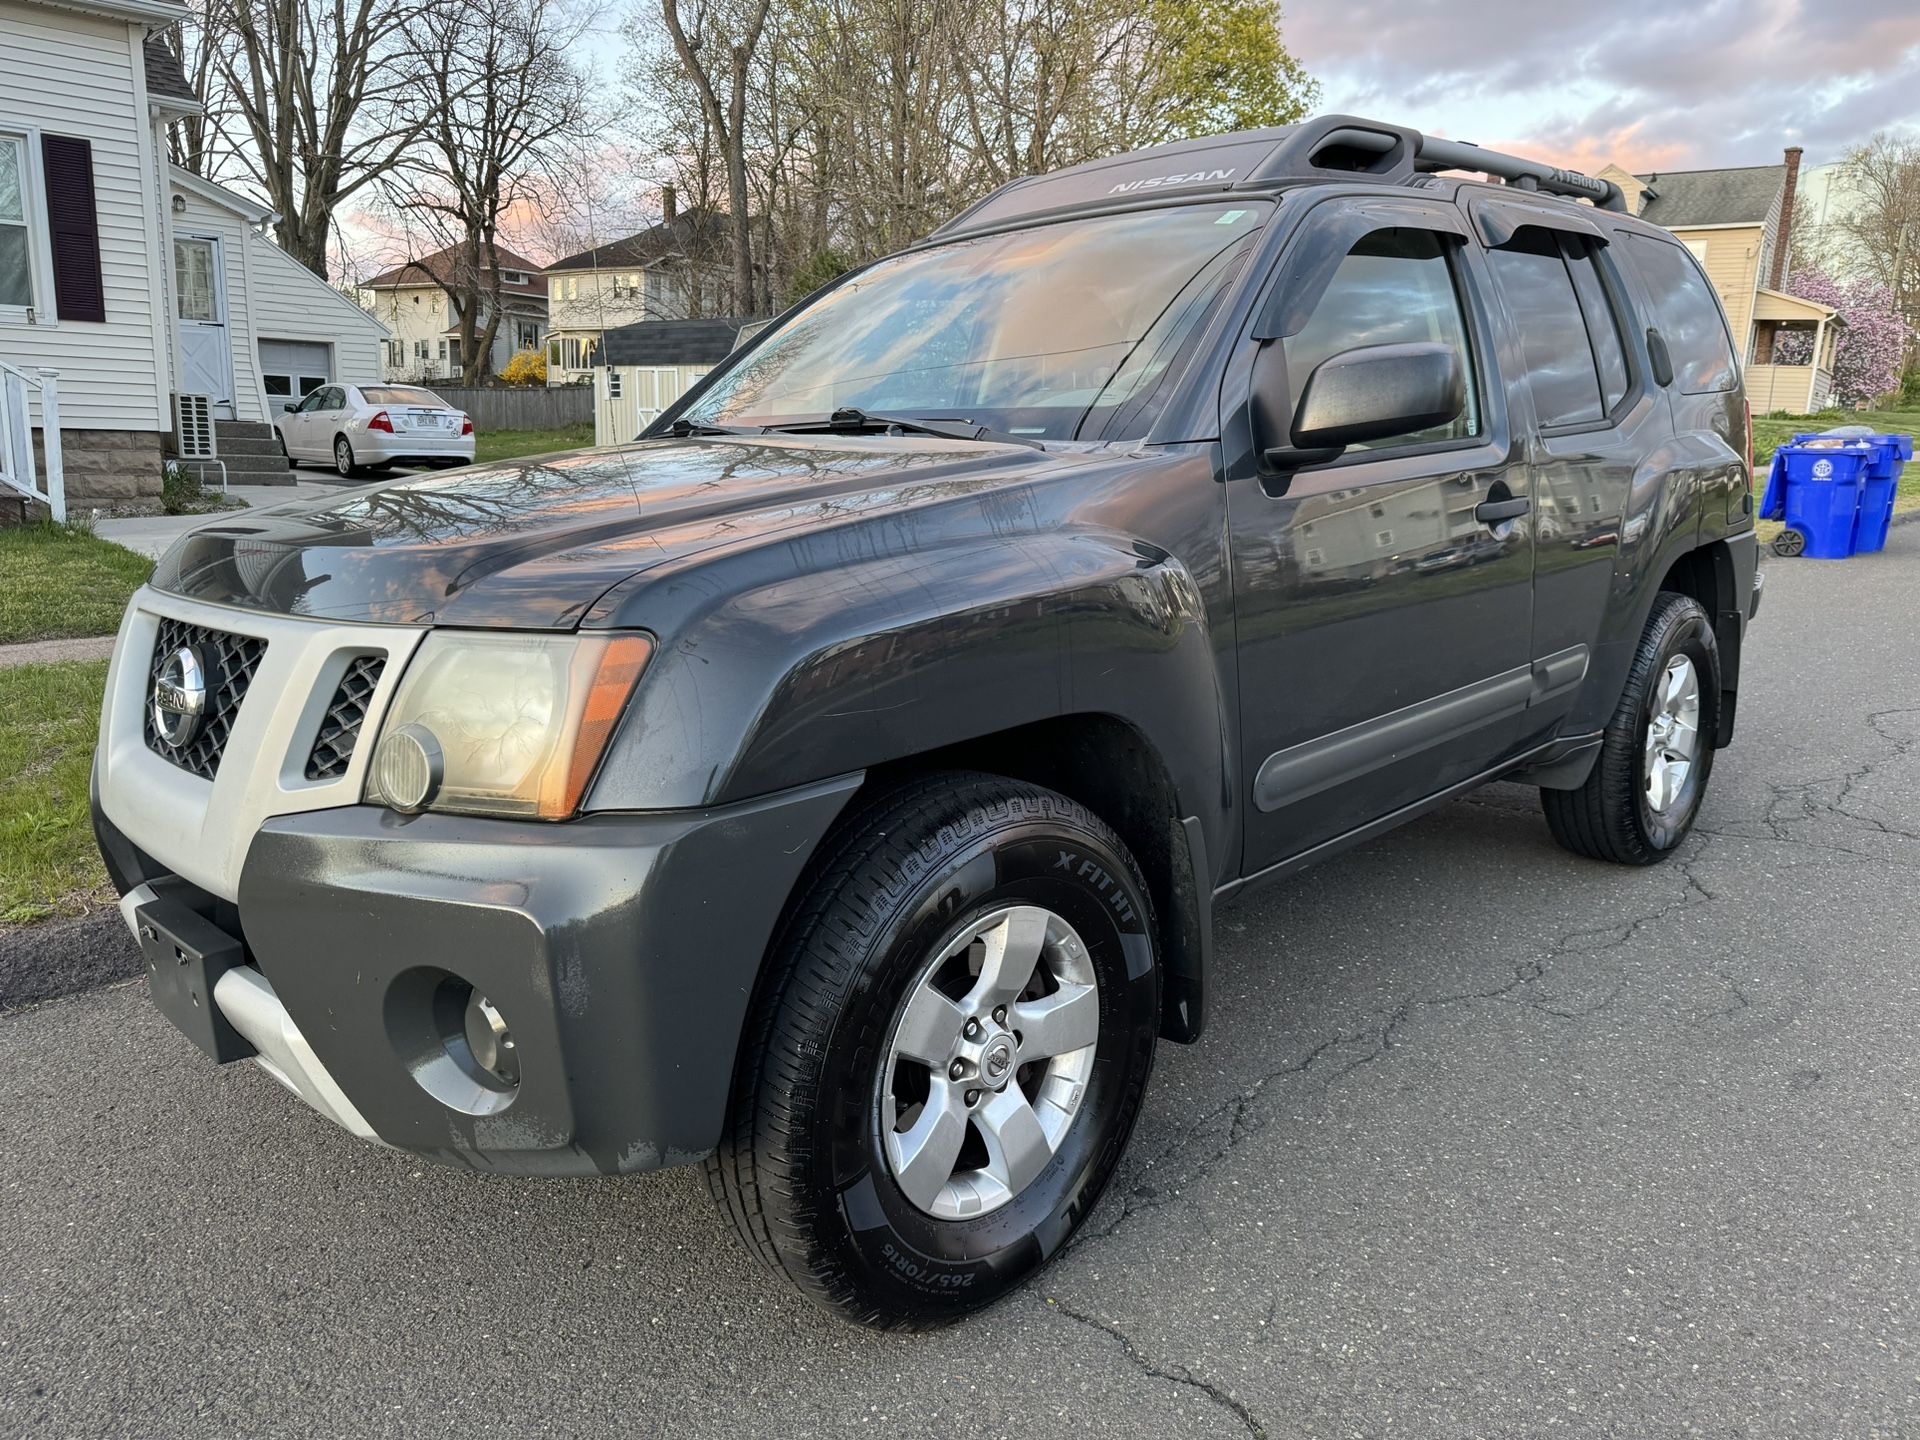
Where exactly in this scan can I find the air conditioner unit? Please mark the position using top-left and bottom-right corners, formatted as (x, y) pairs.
(171, 392), (227, 492)
(173, 393), (216, 460)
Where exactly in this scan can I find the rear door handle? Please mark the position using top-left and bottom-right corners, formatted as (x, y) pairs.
(1475, 496), (1531, 525)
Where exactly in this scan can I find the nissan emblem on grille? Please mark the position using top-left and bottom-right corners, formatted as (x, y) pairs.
(150, 646), (208, 748)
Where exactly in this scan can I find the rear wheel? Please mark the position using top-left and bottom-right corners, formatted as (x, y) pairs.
(1542, 591), (1720, 864)
(705, 773), (1159, 1328)
(333, 436), (360, 477)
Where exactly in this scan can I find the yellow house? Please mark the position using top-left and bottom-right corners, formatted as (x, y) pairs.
(1598, 149), (1842, 413)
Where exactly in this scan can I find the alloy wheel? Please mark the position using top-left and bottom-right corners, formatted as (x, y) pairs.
(1644, 653), (1701, 814)
(880, 904), (1099, 1220)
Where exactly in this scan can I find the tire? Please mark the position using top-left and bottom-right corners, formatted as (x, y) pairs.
(705, 773), (1160, 1329)
(333, 436), (359, 477)
(1542, 591), (1720, 864)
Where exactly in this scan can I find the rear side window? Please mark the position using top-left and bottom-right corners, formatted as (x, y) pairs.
(1620, 233), (1737, 394)
(1487, 228), (1605, 427)
(1284, 227), (1481, 451)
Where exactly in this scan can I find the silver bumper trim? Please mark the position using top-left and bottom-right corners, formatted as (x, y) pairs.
(212, 968), (384, 1145)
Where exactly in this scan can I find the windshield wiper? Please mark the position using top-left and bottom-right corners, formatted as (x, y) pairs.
(658, 417), (754, 438)
(765, 407), (1044, 451)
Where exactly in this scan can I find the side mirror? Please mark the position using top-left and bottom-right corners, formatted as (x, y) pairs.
(1267, 341), (1465, 470)
(282, 401), (298, 413)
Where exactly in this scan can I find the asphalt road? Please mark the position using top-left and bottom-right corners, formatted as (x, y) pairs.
(5, 529), (1918, 1439)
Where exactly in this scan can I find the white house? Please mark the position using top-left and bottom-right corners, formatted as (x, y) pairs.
(363, 242), (547, 383)
(0, 0), (387, 511)
(544, 202), (726, 385)
(169, 167), (387, 426)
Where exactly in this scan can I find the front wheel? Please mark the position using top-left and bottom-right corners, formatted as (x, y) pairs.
(705, 773), (1160, 1328)
(1542, 590), (1720, 864)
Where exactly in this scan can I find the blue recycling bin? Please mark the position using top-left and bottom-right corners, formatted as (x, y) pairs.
(1760, 443), (1870, 559)
(1853, 434), (1912, 554)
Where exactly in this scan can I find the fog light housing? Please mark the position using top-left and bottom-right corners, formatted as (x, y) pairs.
(463, 992), (520, 1087)
(371, 723), (443, 813)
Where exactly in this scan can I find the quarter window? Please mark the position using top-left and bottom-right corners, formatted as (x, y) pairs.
(0, 134), (34, 313)
(1564, 241), (1631, 410)
(1283, 227), (1480, 451)
(1487, 228), (1605, 428)
(1620, 233), (1737, 394)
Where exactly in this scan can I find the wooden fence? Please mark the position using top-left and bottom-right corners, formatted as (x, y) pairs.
(423, 385), (593, 433)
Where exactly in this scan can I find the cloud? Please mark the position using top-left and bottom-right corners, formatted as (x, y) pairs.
(1286, 0), (1920, 171)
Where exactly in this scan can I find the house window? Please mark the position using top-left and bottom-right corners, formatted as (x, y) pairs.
(437, 338), (448, 361)
(567, 277), (578, 300)
(298, 375), (325, 395)
(263, 373), (291, 396)
(0, 133), (39, 315)
(607, 369), (622, 399)
(1375, 529), (1395, 548)
(516, 320), (539, 351)
(174, 239), (218, 322)
(414, 339), (429, 359)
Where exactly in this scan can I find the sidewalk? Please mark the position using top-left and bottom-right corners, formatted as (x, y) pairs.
(93, 480), (345, 560)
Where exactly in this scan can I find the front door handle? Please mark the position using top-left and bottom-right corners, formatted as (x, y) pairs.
(1475, 495), (1531, 525)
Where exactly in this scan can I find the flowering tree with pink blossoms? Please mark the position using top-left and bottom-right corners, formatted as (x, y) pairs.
(1774, 267), (1912, 407)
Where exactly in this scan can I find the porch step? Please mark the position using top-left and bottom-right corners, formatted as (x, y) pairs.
(212, 436), (289, 458)
(216, 421), (278, 442)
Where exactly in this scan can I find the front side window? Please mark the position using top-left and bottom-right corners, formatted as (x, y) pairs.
(1487, 227), (1605, 428)
(1283, 227), (1481, 451)
(1621, 233), (1737, 394)
(0, 134), (33, 313)
(685, 202), (1271, 441)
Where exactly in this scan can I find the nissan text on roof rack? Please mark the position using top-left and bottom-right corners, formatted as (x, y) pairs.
(94, 115), (1761, 1328)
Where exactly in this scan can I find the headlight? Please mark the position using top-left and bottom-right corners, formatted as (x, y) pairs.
(365, 631), (653, 819)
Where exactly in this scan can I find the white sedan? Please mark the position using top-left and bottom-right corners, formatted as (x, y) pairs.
(275, 383), (476, 477)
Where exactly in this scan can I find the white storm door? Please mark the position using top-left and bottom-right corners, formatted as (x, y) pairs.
(174, 235), (233, 418)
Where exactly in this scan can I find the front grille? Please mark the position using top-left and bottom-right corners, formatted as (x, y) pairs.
(144, 620), (268, 780)
(305, 655), (386, 780)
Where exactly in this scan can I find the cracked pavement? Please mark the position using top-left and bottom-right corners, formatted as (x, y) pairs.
(5, 530), (1918, 1438)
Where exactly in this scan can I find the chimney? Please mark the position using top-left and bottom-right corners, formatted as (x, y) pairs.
(662, 184), (677, 225)
(1770, 145), (1803, 290)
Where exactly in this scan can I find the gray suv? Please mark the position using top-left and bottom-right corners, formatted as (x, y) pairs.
(93, 115), (1761, 1328)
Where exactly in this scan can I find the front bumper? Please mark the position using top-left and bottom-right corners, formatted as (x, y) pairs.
(96, 775), (859, 1175)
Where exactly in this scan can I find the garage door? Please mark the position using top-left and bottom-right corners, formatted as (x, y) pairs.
(258, 340), (332, 400)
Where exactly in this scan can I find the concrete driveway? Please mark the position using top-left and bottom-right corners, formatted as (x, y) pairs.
(4, 530), (1916, 1438)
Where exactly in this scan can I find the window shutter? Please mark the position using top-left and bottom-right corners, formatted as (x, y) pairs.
(40, 135), (106, 322)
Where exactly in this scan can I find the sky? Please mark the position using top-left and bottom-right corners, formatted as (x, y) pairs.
(502, 0), (1920, 269)
(1285, 0), (1920, 175)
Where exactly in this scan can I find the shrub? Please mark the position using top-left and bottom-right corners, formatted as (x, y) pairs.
(500, 349), (548, 386)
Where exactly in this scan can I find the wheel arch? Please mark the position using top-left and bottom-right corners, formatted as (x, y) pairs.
(1654, 537), (1746, 747)
(855, 713), (1215, 1044)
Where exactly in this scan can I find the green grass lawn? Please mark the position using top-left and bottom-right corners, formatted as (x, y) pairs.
(0, 523), (152, 646)
(0, 659), (111, 925)
(473, 421), (596, 464)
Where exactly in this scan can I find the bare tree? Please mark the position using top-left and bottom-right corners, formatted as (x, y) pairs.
(659, 0), (775, 313)
(1827, 132), (1920, 332)
(383, 0), (593, 383)
(182, 0), (447, 278)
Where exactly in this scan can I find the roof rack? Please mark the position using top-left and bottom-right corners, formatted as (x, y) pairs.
(933, 114), (1627, 239)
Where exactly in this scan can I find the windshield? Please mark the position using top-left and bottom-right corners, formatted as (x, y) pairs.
(362, 386), (449, 408)
(683, 202), (1269, 441)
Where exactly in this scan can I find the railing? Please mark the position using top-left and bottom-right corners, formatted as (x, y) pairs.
(0, 363), (63, 523)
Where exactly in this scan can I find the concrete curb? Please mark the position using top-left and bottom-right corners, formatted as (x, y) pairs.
(0, 635), (115, 669)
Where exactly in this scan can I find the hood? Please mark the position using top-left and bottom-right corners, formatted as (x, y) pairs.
(149, 434), (1077, 628)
